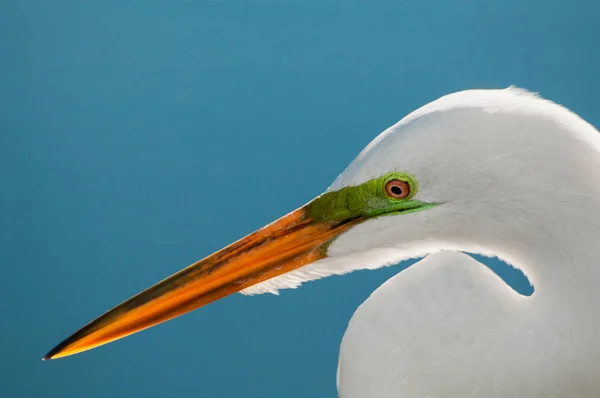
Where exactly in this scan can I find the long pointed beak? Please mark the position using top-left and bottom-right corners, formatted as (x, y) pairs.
(44, 201), (363, 360)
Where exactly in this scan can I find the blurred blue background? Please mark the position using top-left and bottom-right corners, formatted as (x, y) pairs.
(2, 1), (599, 397)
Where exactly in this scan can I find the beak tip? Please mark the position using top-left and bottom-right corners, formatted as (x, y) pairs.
(43, 345), (62, 361)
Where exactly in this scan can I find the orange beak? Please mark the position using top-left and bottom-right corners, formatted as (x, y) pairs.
(43, 202), (364, 360)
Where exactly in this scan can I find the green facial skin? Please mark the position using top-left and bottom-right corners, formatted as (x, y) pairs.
(306, 172), (438, 223)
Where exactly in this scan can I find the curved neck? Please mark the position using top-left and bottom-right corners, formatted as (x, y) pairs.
(482, 199), (600, 306)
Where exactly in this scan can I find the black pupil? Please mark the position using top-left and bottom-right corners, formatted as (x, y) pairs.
(390, 185), (403, 196)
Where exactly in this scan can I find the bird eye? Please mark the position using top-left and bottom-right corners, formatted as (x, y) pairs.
(385, 179), (410, 199)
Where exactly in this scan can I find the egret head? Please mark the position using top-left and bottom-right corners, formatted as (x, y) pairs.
(44, 87), (600, 360)
(323, 87), (600, 268)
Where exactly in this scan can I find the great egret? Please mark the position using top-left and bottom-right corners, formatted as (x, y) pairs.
(45, 88), (600, 397)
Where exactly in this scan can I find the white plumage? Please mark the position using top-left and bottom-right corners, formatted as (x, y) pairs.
(245, 87), (600, 397)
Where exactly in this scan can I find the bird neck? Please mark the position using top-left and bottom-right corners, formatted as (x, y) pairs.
(488, 200), (600, 306)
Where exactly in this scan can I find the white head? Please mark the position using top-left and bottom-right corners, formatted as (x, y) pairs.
(249, 87), (600, 295)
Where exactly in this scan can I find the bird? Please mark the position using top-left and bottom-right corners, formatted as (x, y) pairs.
(44, 87), (600, 397)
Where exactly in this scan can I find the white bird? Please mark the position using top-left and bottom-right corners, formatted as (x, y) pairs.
(45, 88), (600, 397)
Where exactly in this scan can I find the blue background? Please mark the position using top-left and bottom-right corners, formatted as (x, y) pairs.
(2, 1), (599, 397)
